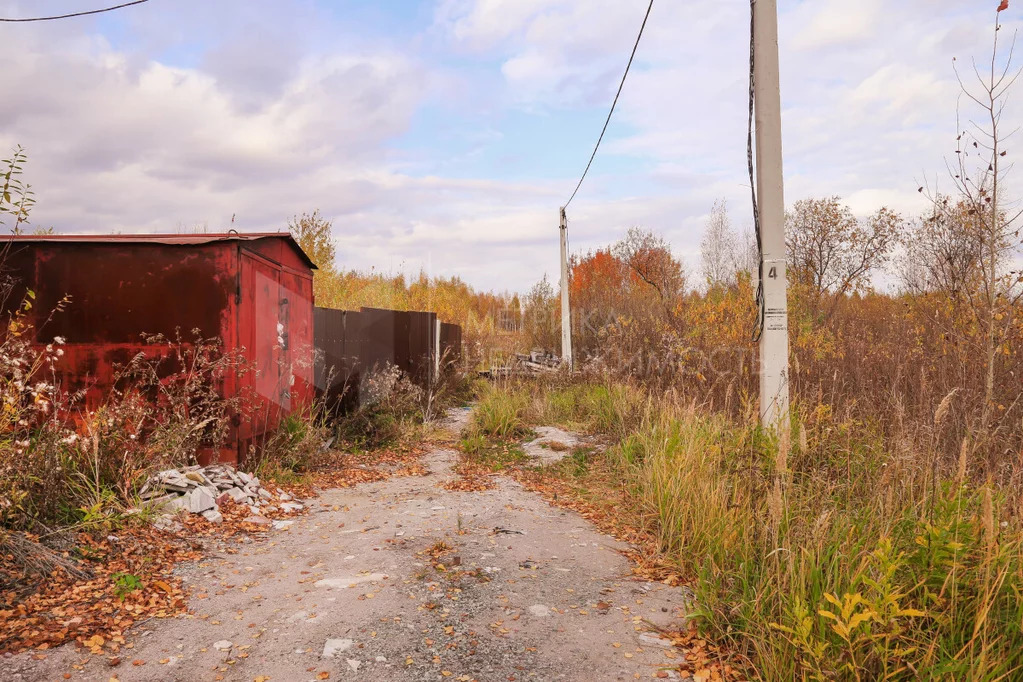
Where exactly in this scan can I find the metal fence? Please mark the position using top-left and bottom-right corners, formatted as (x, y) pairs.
(313, 306), (462, 413)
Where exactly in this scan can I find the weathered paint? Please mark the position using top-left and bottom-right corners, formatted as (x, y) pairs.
(2, 233), (316, 465)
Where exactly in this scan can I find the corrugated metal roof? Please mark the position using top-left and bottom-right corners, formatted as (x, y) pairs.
(4, 232), (318, 269)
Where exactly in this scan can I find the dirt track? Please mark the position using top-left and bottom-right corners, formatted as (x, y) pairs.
(3, 412), (693, 682)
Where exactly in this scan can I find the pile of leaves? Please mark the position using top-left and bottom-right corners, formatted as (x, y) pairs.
(440, 459), (497, 492)
(0, 476), (313, 658)
(0, 528), (196, 655)
(654, 622), (746, 682)
(299, 447), (429, 493)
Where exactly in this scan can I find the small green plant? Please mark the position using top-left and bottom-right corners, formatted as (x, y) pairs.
(459, 432), (487, 455)
(1, 145), (35, 232)
(111, 572), (142, 600)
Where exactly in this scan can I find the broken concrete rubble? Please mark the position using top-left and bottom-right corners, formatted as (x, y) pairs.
(139, 463), (302, 524)
(188, 487), (216, 513)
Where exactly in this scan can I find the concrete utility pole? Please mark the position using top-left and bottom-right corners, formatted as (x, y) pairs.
(752, 0), (790, 428)
(559, 207), (573, 369)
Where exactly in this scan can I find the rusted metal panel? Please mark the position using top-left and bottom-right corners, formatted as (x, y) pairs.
(1, 233), (316, 466)
(8, 232), (317, 270)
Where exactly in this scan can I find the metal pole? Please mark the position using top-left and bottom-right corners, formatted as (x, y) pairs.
(559, 206), (573, 369)
(753, 0), (790, 428)
(434, 316), (441, 382)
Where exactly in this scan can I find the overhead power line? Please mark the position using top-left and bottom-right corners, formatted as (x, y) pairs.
(0, 0), (149, 23)
(563, 0), (654, 210)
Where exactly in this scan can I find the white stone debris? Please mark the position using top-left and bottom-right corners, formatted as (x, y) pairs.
(638, 632), (675, 648)
(201, 509), (224, 524)
(321, 638), (354, 658)
(139, 463), (300, 524)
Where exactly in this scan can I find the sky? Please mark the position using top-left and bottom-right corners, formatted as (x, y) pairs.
(0, 0), (1018, 293)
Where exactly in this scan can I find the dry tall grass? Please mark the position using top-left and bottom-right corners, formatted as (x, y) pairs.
(482, 377), (1023, 680)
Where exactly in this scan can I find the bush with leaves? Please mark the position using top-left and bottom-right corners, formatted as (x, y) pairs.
(0, 321), (251, 532)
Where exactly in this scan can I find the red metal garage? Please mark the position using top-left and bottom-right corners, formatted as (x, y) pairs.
(2, 233), (316, 464)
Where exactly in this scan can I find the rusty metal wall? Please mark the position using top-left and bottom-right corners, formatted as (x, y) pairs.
(313, 306), (345, 414)
(3, 234), (317, 465)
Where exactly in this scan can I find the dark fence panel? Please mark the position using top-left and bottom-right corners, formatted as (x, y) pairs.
(440, 322), (462, 369)
(342, 310), (363, 404)
(408, 311), (437, 386)
(314, 306), (460, 414)
(314, 307), (353, 414)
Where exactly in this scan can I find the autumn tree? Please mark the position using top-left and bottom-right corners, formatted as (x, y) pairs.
(785, 197), (902, 303)
(901, 198), (984, 297)
(288, 210), (339, 304)
(288, 210), (336, 273)
(501, 293), (523, 332)
(522, 275), (559, 353)
(700, 199), (738, 289)
(930, 0), (1023, 416)
(735, 228), (759, 282)
(568, 249), (631, 354)
(612, 227), (686, 303)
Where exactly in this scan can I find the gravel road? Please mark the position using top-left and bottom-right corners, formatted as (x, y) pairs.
(4, 412), (693, 682)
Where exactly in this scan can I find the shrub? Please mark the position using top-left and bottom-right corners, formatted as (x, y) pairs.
(253, 407), (332, 480)
(0, 316), (250, 531)
(333, 364), (426, 449)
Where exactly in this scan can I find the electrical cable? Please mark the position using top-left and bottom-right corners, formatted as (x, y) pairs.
(563, 0), (654, 210)
(0, 0), (149, 23)
(749, 0), (766, 343)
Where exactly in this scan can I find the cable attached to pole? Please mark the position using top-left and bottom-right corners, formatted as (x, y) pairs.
(563, 0), (654, 210)
(749, 0), (766, 343)
(0, 0), (149, 23)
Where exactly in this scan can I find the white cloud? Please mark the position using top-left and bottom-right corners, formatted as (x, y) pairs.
(790, 0), (883, 50)
(1, 0), (1021, 295)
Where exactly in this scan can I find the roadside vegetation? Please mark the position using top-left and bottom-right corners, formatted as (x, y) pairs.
(455, 14), (1023, 678)
(468, 377), (1023, 680)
